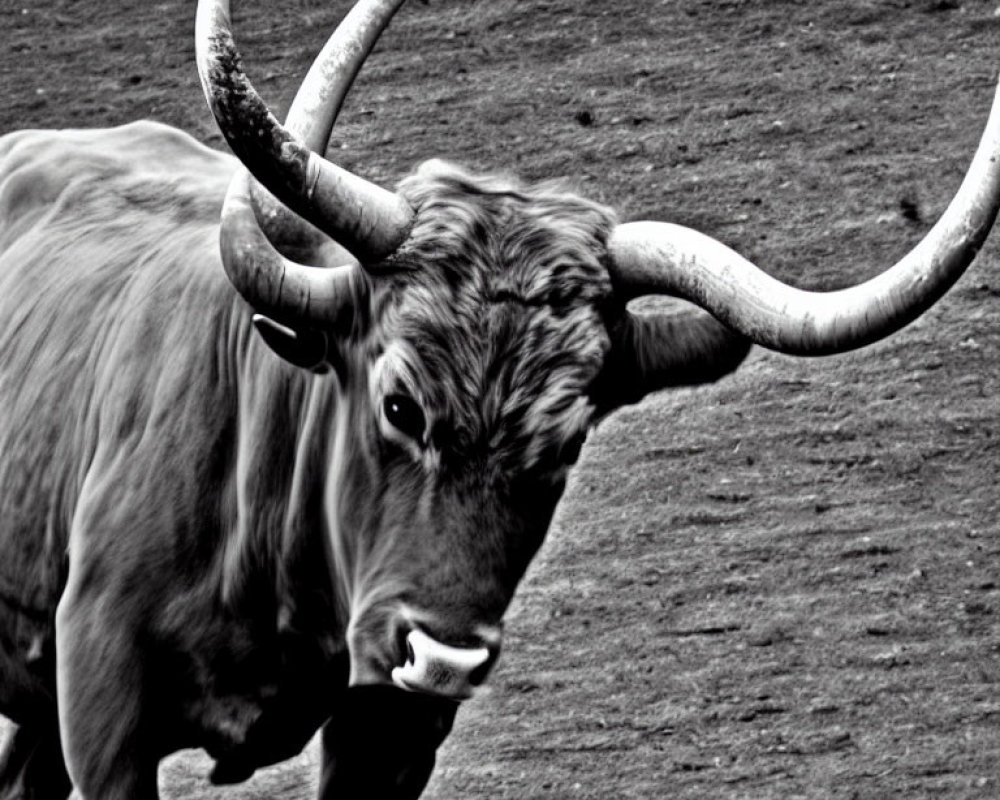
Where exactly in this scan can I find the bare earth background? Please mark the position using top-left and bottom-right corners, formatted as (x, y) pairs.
(2, 0), (1000, 798)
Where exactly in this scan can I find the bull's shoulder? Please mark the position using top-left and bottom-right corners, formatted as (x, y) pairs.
(0, 121), (235, 186)
(0, 122), (237, 245)
(0, 122), (247, 469)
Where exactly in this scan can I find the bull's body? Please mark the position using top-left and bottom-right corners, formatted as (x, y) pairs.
(3, 0), (999, 796)
(0, 122), (351, 794)
(2, 118), (740, 799)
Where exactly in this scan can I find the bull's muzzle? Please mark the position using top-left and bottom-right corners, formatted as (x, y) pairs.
(391, 628), (496, 700)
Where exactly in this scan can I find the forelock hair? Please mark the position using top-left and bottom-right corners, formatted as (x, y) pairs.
(361, 159), (618, 473)
(390, 158), (617, 306)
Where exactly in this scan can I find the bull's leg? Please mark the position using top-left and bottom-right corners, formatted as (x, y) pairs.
(0, 722), (72, 800)
(54, 589), (159, 800)
(318, 687), (457, 800)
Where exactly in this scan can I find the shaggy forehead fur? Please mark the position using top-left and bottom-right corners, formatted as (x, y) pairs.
(367, 159), (619, 473)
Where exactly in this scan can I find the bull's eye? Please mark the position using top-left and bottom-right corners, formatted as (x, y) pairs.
(383, 394), (426, 442)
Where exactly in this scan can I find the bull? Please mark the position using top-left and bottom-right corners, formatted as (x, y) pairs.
(0, 0), (998, 798)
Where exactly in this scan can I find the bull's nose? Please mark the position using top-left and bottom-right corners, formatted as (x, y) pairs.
(391, 626), (500, 700)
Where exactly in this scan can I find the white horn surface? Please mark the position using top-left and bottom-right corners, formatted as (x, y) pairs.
(218, 171), (362, 325)
(246, 0), (409, 270)
(286, 0), (409, 151)
(195, 0), (413, 266)
(608, 77), (1000, 356)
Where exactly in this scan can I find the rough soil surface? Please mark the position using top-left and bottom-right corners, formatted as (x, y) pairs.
(2, 1), (1000, 798)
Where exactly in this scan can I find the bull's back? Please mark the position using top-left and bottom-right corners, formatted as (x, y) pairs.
(0, 122), (240, 716)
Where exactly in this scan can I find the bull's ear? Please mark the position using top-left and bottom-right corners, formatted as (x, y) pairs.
(593, 308), (752, 412)
(252, 314), (332, 374)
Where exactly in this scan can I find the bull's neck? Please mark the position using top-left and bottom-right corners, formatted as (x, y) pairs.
(220, 326), (349, 647)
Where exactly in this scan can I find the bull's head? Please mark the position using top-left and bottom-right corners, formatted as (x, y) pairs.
(195, 0), (1000, 794)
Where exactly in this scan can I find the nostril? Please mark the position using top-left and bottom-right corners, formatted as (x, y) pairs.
(391, 626), (498, 699)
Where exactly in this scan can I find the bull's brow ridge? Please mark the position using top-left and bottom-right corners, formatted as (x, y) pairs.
(484, 288), (552, 308)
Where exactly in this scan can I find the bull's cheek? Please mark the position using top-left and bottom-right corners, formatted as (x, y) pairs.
(318, 685), (458, 800)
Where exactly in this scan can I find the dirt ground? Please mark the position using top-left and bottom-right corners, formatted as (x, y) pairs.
(2, 0), (1000, 798)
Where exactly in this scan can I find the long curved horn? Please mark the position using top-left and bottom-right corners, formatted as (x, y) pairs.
(607, 78), (1000, 356)
(286, 0), (406, 152)
(195, 0), (413, 265)
(249, 0), (407, 266)
(219, 170), (362, 325)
